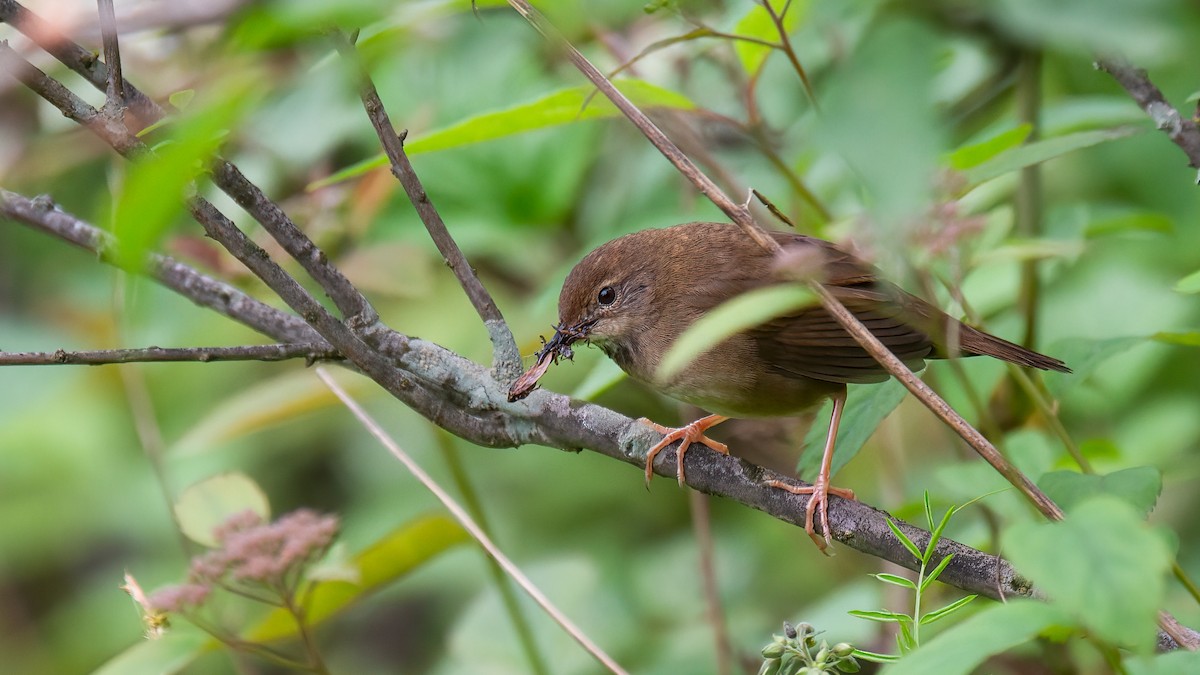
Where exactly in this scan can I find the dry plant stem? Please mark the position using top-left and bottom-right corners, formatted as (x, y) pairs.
(315, 367), (630, 675)
(1097, 57), (1200, 172)
(1014, 50), (1042, 348)
(503, 0), (779, 255)
(0, 344), (341, 366)
(688, 491), (734, 675)
(96, 0), (124, 106)
(760, 0), (817, 108)
(330, 32), (519, 378)
(437, 432), (550, 675)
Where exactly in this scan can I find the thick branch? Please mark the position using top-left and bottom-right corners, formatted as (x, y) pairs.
(0, 344), (339, 366)
(1097, 57), (1200, 173)
(330, 32), (520, 378)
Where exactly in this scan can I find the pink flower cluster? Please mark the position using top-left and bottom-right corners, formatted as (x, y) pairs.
(192, 508), (340, 586)
(148, 508), (340, 614)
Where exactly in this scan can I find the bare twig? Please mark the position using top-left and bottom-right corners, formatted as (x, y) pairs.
(330, 31), (520, 378)
(0, 189), (320, 343)
(1097, 57), (1200, 173)
(96, 0), (124, 107)
(315, 367), (629, 675)
(689, 491), (733, 675)
(759, 0), (817, 108)
(0, 344), (340, 366)
(1014, 50), (1042, 348)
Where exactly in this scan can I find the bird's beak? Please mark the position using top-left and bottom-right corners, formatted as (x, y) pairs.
(507, 320), (594, 402)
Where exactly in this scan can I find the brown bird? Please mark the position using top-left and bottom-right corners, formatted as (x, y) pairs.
(509, 222), (1069, 551)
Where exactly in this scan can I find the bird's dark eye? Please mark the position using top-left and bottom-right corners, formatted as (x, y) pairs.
(597, 286), (616, 306)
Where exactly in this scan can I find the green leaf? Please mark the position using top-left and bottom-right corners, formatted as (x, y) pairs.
(963, 126), (1142, 187)
(111, 76), (257, 268)
(970, 238), (1085, 267)
(168, 89), (196, 110)
(1173, 269), (1200, 294)
(174, 472), (270, 547)
(886, 519), (923, 563)
(946, 124), (1032, 170)
(853, 649), (900, 663)
(309, 80), (696, 189)
(920, 554), (955, 592)
(919, 594), (977, 625)
(1084, 211), (1173, 238)
(658, 284), (816, 381)
(886, 600), (1067, 675)
(1038, 466), (1162, 517)
(1002, 496), (1173, 652)
(92, 627), (209, 675)
(1042, 335), (1145, 399)
(245, 513), (468, 642)
(925, 506), (959, 561)
(733, 0), (807, 75)
(848, 609), (910, 624)
(1152, 331), (1200, 347)
(799, 378), (907, 480)
(873, 573), (917, 590)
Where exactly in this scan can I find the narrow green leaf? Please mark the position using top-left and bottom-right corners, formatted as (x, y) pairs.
(658, 284), (816, 381)
(920, 553), (955, 592)
(245, 513), (468, 642)
(174, 472), (270, 547)
(1003, 496), (1173, 652)
(873, 573), (917, 590)
(1153, 331), (1200, 347)
(885, 600), (1067, 675)
(923, 491), (935, 531)
(309, 79), (696, 190)
(571, 357), (627, 401)
(112, 77), (256, 268)
(1038, 466), (1162, 517)
(852, 649), (900, 663)
(919, 594), (978, 625)
(168, 89), (196, 110)
(970, 238), (1084, 267)
(946, 124), (1032, 170)
(886, 518), (923, 563)
(963, 126), (1142, 186)
(798, 378), (907, 479)
(925, 505), (959, 561)
(848, 609), (909, 624)
(1084, 211), (1173, 238)
(1174, 269), (1200, 294)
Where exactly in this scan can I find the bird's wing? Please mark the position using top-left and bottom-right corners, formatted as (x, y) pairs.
(752, 234), (935, 384)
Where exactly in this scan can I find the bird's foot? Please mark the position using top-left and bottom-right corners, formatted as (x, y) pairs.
(640, 415), (729, 487)
(765, 478), (855, 554)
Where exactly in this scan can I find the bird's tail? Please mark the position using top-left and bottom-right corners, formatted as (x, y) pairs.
(952, 324), (1071, 373)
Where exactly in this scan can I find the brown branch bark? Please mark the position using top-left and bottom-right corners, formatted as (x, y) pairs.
(1097, 57), (1200, 173)
(330, 31), (520, 379)
(0, 344), (340, 366)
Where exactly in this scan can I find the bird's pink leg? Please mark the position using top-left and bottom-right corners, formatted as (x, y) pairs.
(641, 414), (730, 486)
(766, 392), (854, 554)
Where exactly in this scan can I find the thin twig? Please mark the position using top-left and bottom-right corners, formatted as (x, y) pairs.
(315, 367), (630, 675)
(96, 0), (124, 107)
(330, 31), (519, 378)
(0, 344), (341, 366)
(1097, 57), (1200, 173)
(0, 189), (320, 343)
(759, 0), (817, 109)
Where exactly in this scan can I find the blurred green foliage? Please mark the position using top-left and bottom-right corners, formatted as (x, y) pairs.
(2, 0), (1200, 673)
